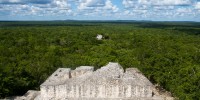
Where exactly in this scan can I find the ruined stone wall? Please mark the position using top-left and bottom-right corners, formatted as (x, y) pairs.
(40, 82), (153, 100)
(14, 62), (174, 100)
(39, 63), (154, 100)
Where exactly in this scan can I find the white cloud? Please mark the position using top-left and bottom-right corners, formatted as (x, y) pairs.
(0, 0), (199, 21)
(77, 0), (118, 13)
(51, 0), (70, 9)
(0, 0), (72, 16)
(122, 0), (136, 8)
(153, 6), (174, 10)
(0, 0), (52, 4)
(195, 2), (200, 9)
(104, 0), (118, 12)
(139, 0), (192, 6)
(121, 0), (198, 20)
(0, 0), (21, 3)
(78, 0), (105, 10)
(123, 0), (192, 8)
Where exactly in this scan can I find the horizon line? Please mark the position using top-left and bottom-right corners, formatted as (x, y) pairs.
(0, 20), (199, 23)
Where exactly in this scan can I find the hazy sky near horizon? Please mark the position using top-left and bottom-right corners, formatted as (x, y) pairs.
(0, 0), (200, 21)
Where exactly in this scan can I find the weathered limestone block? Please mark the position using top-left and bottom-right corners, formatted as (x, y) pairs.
(71, 66), (94, 78)
(27, 62), (173, 100)
(95, 62), (124, 79)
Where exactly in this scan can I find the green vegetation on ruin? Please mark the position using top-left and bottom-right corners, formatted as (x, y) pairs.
(0, 21), (200, 99)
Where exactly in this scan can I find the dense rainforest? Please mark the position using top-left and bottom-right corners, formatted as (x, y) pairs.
(0, 21), (200, 99)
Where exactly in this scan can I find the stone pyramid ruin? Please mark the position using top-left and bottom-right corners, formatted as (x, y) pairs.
(16, 62), (173, 100)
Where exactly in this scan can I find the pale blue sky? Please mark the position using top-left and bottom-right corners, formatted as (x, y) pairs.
(0, 0), (200, 21)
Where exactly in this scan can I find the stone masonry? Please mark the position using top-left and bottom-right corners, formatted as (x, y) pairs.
(15, 62), (173, 100)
